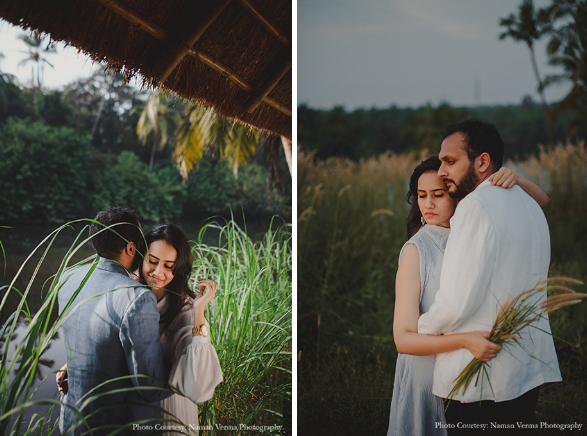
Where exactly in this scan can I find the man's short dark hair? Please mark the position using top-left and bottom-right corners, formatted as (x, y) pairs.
(91, 206), (143, 260)
(443, 119), (504, 172)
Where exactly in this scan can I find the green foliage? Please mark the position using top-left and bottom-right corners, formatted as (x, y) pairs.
(0, 73), (289, 224)
(400, 103), (468, 151)
(0, 71), (27, 123)
(298, 104), (417, 160)
(93, 151), (183, 222)
(174, 103), (259, 180)
(194, 220), (292, 434)
(298, 101), (587, 162)
(63, 71), (147, 157)
(37, 91), (75, 127)
(0, 118), (92, 223)
(181, 158), (241, 216)
(541, 0), (587, 134)
(181, 157), (289, 219)
(135, 89), (183, 171)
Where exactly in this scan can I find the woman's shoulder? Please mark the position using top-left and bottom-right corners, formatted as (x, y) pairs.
(408, 225), (449, 248)
(400, 225), (449, 264)
(402, 228), (429, 253)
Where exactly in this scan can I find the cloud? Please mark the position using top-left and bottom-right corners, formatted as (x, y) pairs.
(397, 0), (493, 40)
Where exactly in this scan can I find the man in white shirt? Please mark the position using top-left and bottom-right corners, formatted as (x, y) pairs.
(418, 119), (561, 433)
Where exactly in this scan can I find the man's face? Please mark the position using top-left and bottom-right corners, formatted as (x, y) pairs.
(438, 132), (480, 199)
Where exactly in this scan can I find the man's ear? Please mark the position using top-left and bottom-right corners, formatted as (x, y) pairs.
(125, 242), (136, 256)
(477, 152), (492, 174)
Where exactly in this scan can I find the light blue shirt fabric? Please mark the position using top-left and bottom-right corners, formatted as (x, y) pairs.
(58, 258), (173, 435)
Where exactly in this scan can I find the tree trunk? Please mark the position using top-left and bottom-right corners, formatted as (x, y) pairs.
(87, 93), (106, 149)
(264, 134), (284, 193)
(86, 74), (113, 149)
(281, 136), (292, 175)
(149, 129), (160, 172)
(529, 45), (554, 147)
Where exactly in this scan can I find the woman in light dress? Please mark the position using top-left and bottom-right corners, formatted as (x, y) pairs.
(139, 223), (223, 434)
(387, 156), (549, 436)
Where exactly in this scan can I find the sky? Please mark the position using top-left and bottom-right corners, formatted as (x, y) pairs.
(298, 0), (570, 109)
(0, 20), (100, 88)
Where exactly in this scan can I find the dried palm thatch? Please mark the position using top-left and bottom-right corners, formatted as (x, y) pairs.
(0, 0), (292, 139)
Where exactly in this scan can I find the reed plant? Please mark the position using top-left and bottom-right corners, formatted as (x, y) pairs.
(0, 218), (291, 435)
(192, 219), (292, 434)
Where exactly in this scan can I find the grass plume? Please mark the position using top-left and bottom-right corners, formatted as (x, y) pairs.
(447, 277), (587, 402)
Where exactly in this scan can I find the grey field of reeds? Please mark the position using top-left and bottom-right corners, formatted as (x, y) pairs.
(298, 142), (587, 435)
(0, 219), (291, 435)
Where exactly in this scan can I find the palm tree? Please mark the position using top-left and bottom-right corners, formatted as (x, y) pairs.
(173, 103), (258, 181)
(541, 0), (587, 135)
(17, 31), (56, 89)
(136, 90), (182, 171)
(0, 53), (20, 116)
(499, 0), (554, 146)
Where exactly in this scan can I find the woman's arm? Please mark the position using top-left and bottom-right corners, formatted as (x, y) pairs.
(167, 310), (223, 403)
(193, 278), (217, 327)
(165, 280), (222, 403)
(393, 244), (501, 361)
(490, 168), (550, 210)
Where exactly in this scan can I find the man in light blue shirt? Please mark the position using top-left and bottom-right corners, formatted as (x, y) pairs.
(58, 206), (173, 435)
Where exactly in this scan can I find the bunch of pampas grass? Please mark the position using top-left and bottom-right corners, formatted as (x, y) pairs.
(447, 277), (587, 403)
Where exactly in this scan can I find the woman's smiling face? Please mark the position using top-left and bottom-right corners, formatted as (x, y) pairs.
(417, 170), (457, 228)
(142, 240), (177, 293)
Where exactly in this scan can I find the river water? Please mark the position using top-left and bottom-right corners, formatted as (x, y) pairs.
(0, 216), (282, 433)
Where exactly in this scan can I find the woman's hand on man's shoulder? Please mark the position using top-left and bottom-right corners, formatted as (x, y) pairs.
(489, 167), (517, 189)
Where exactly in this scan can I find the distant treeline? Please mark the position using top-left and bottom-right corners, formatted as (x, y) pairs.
(298, 99), (587, 161)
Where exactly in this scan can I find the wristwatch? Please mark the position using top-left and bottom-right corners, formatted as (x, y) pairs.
(192, 324), (209, 337)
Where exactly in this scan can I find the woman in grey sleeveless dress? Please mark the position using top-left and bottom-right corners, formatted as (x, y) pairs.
(387, 157), (549, 435)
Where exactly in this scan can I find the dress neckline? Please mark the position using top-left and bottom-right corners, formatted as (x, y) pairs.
(419, 224), (450, 249)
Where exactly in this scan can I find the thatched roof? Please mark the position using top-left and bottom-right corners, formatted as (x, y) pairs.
(0, 0), (292, 139)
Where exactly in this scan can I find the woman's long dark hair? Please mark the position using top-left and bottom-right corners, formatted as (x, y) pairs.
(406, 156), (442, 239)
(141, 223), (196, 335)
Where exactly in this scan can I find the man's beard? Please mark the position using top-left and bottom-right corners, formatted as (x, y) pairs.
(445, 161), (480, 199)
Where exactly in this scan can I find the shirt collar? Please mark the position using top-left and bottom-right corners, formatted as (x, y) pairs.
(95, 258), (129, 275)
(473, 175), (494, 192)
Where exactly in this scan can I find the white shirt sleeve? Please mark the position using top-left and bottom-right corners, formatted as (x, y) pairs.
(167, 318), (224, 403)
(418, 197), (496, 334)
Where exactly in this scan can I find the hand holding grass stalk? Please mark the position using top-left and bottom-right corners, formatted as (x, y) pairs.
(447, 277), (587, 403)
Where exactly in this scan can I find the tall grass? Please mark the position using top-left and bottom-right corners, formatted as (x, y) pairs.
(0, 221), (88, 435)
(298, 143), (587, 435)
(193, 219), (292, 434)
(0, 219), (291, 435)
